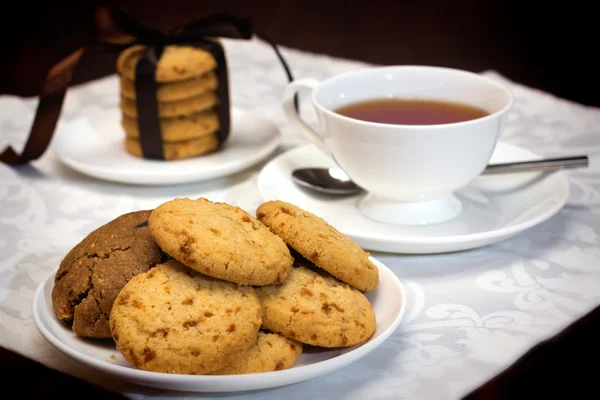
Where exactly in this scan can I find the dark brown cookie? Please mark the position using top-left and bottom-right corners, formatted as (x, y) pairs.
(51, 210), (164, 338)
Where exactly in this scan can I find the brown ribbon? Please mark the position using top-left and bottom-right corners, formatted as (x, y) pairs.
(134, 46), (164, 159)
(0, 48), (83, 165)
(0, 88), (67, 165)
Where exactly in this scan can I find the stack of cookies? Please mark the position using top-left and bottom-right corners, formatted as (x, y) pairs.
(52, 197), (380, 375)
(117, 44), (224, 161)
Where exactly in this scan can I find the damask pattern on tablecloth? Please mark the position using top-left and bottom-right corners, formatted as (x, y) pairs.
(0, 37), (599, 400)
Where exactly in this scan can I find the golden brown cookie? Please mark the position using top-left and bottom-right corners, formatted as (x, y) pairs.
(120, 71), (218, 102)
(256, 201), (379, 292)
(109, 260), (262, 375)
(117, 44), (217, 83)
(148, 197), (293, 286)
(211, 331), (302, 375)
(255, 263), (376, 348)
(120, 91), (218, 119)
(121, 110), (219, 142)
(124, 135), (219, 161)
(51, 210), (164, 338)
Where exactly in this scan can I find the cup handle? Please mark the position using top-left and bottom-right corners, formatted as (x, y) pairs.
(282, 79), (329, 154)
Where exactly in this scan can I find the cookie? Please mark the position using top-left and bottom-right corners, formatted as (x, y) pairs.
(124, 135), (219, 161)
(120, 71), (218, 102)
(255, 263), (376, 348)
(121, 110), (219, 142)
(211, 331), (302, 375)
(51, 210), (163, 338)
(109, 260), (262, 375)
(256, 201), (379, 292)
(120, 90), (218, 119)
(148, 197), (293, 286)
(117, 44), (217, 83)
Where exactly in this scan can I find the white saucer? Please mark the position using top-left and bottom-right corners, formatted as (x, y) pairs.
(52, 107), (280, 186)
(257, 142), (570, 254)
(33, 258), (405, 393)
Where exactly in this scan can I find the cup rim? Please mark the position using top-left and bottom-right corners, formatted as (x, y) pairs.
(311, 65), (514, 129)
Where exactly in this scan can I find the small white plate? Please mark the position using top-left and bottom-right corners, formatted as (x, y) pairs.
(257, 142), (570, 254)
(52, 107), (281, 186)
(33, 258), (405, 393)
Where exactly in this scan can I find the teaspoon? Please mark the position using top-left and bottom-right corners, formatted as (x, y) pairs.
(291, 155), (589, 196)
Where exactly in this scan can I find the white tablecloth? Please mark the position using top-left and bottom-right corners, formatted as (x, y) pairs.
(1, 37), (599, 400)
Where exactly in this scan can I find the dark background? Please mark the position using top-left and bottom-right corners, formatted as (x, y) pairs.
(2, 1), (599, 107)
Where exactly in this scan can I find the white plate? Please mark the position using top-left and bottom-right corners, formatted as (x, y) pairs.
(33, 257), (405, 392)
(257, 142), (570, 254)
(52, 107), (281, 186)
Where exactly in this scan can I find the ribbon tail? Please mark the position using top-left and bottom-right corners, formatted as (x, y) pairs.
(134, 47), (165, 160)
(253, 29), (299, 114)
(1, 47), (83, 166)
(0, 85), (68, 166)
(269, 41), (299, 113)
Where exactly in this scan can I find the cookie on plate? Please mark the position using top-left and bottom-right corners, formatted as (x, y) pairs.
(109, 260), (262, 375)
(255, 261), (376, 348)
(256, 201), (379, 292)
(148, 197), (293, 286)
(124, 135), (219, 161)
(211, 331), (302, 375)
(120, 71), (218, 102)
(51, 210), (163, 338)
(121, 110), (219, 142)
(117, 44), (217, 83)
(120, 91), (218, 119)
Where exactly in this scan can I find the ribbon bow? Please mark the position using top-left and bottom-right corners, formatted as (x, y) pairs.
(112, 11), (254, 45)
(0, 8), (296, 165)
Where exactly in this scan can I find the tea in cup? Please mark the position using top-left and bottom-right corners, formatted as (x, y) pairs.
(282, 65), (514, 225)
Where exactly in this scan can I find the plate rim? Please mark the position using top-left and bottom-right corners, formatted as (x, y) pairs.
(257, 142), (570, 246)
(51, 106), (281, 186)
(32, 257), (406, 392)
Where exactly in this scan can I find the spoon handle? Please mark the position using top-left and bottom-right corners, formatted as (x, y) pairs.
(483, 155), (589, 175)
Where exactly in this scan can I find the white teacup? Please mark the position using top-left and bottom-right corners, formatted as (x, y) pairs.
(282, 65), (514, 226)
